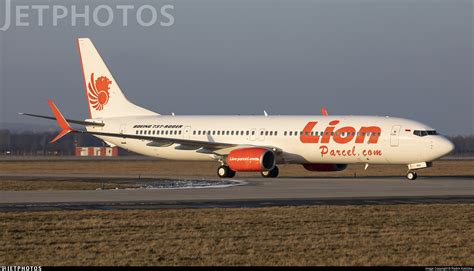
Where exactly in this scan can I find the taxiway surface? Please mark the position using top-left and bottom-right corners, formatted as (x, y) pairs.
(0, 175), (473, 210)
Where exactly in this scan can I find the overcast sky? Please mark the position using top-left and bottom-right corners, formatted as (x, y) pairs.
(0, 0), (472, 135)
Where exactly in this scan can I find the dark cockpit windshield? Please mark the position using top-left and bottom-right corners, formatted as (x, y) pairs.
(413, 130), (438, 137)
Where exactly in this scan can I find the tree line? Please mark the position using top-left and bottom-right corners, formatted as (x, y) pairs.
(0, 129), (473, 156)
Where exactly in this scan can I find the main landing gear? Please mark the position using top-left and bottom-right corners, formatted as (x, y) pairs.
(217, 165), (235, 178)
(216, 165), (280, 178)
(261, 166), (279, 178)
(406, 170), (417, 180)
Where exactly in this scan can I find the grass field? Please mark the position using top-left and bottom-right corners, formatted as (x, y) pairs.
(1, 204), (472, 266)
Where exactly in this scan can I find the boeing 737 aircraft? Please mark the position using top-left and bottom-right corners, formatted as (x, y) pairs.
(21, 38), (454, 180)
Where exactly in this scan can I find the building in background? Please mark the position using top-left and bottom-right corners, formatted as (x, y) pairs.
(75, 147), (119, 157)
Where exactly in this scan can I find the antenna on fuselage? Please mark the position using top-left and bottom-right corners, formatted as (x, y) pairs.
(321, 107), (328, 116)
(264, 110), (268, 117)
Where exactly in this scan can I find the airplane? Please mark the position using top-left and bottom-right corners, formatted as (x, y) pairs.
(21, 38), (455, 180)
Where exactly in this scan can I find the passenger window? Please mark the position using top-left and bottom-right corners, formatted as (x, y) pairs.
(246, 131), (249, 136)
(269, 131), (273, 136)
(275, 131), (278, 136)
(252, 131), (255, 135)
(193, 131), (196, 135)
(289, 131), (292, 136)
(284, 131), (287, 136)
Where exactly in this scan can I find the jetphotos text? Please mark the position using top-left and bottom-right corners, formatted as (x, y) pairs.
(0, 0), (175, 31)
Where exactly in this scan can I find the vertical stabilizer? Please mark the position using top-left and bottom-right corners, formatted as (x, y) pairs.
(77, 38), (158, 118)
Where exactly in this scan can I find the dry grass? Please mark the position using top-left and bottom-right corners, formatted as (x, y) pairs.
(0, 180), (138, 191)
(0, 159), (473, 178)
(0, 204), (472, 266)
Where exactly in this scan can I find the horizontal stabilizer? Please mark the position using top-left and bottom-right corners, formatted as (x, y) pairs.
(19, 113), (105, 127)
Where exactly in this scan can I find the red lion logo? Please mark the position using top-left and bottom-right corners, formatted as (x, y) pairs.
(88, 73), (112, 111)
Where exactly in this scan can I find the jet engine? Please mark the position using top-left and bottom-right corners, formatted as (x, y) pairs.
(302, 163), (348, 172)
(226, 148), (276, 172)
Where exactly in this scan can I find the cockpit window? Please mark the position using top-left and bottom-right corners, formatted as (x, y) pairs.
(413, 130), (438, 137)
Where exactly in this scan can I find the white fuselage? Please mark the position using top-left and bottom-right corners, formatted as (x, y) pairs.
(87, 115), (454, 165)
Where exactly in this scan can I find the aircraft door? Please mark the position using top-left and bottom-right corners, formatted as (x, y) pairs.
(390, 125), (401, 147)
(249, 128), (257, 141)
(258, 128), (266, 141)
(120, 124), (127, 145)
(183, 126), (191, 139)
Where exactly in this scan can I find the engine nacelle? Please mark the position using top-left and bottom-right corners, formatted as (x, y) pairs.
(302, 163), (348, 172)
(226, 148), (276, 172)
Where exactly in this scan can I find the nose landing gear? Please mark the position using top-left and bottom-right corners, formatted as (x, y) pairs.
(406, 170), (417, 180)
(406, 162), (432, 180)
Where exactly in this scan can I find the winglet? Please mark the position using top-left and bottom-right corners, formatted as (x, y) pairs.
(47, 99), (74, 143)
(321, 107), (328, 116)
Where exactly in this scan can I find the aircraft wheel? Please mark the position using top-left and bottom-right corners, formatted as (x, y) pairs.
(261, 166), (279, 178)
(406, 171), (417, 180)
(217, 166), (235, 178)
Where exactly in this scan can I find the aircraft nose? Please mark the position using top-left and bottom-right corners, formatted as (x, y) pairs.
(437, 137), (454, 157)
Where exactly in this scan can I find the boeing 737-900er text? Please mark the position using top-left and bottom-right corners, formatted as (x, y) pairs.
(21, 38), (454, 180)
